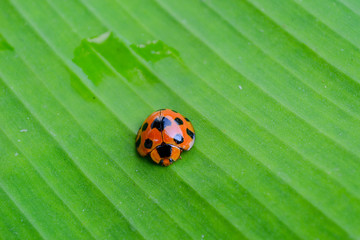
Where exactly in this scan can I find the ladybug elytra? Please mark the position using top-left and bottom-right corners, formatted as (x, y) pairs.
(135, 109), (195, 166)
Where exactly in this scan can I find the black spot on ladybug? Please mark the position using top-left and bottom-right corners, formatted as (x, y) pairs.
(174, 117), (183, 125)
(151, 118), (162, 131)
(172, 109), (178, 113)
(144, 139), (153, 149)
(142, 122), (148, 131)
(185, 117), (190, 122)
(163, 117), (172, 128)
(169, 159), (173, 163)
(174, 134), (184, 144)
(136, 136), (141, 148)
(157, 144), (172, 158)
(151, 117), (171, 131)
(186, 128), (195, 139)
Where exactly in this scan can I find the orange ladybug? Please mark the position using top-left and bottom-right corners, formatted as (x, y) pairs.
(135, 109), (195, 166)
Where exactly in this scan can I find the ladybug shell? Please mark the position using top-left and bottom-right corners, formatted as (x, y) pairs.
(135, 109), (195, 166)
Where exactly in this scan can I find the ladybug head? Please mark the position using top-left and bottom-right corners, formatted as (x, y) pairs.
(150, 144), (181, 166)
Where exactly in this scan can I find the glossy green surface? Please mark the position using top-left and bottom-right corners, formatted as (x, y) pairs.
(0, 0), (359, 239)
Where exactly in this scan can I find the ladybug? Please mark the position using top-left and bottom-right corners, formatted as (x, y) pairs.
(135, 109), (195, 166)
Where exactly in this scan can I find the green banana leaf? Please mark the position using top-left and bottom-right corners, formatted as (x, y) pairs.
(1, 0), (360, 239)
